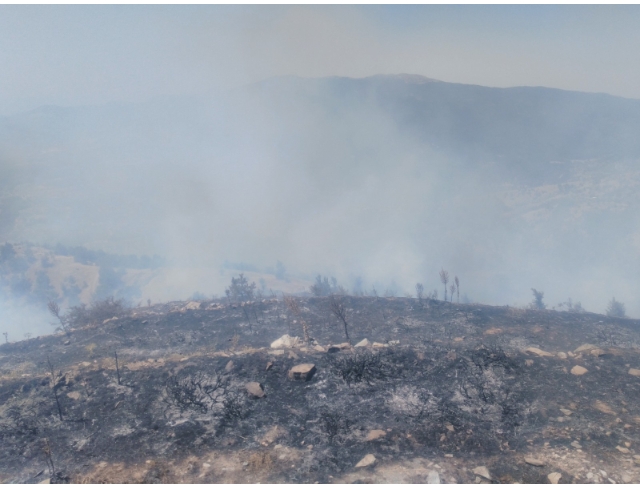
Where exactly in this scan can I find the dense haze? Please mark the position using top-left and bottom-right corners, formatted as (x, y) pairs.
(2, 5), (640, 337)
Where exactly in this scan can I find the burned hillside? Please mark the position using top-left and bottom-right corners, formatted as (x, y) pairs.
(2, 295), (640, 483)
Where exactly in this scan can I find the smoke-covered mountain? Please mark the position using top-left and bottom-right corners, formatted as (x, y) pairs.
(2, 74), (640, 330)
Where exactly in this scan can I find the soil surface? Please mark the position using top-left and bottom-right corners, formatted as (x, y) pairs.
(2, 296), (640, 483)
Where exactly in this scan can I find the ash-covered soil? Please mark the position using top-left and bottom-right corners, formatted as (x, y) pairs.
(2, 296), (640, 484)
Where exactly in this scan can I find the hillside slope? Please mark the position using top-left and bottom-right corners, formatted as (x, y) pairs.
(1, 296), (640, 483)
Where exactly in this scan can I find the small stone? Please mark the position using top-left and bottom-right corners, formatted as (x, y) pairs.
(628, 368), (640, 377)
(246, 382), (265, 398)
(427, 470), (440, 484)
(288, 363), (316, 381)
(571, 441), (582, 449)
(242, 461), (249, 466)
(560, 408), (572, 416)
(594, 400), (615, 415)
(355, 454), (376, 468)
(524, 457), (545, 466)
(473, 466), (491, 480)
(616, 446), (630, 454)
(354, 338), (370, 348)
(366, 430), (387, 441)
(288, 351), (299, 359)
(571, 365), (588, 376)
(590, 348), (606, 357)
(622, 473), (633, 483)
(63, 340), (70, 346)
(372, 342), (388, 348)
(557, 352), (567, 359)
(625, 441), (631, 447)
(225, 360), (234, 372)
(525, 359), (534, 367)
(446, 424), (455, 432)
(388, 340), (400, 346)
(313, 345), (325, 352)
(525, 347), (554, 357)
(548, 472), (562, 484)
(574, 343), (598, 353)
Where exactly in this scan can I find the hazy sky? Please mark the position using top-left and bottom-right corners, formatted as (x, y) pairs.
(1, 5), (640, 114)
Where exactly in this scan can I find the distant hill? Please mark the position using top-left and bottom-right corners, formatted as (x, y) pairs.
(2, 74), (640, 318)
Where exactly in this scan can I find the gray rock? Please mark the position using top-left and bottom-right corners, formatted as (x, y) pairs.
(288, 363), (316, 381)
(245, 382), (265, 398)
(427, 470), (440, 484)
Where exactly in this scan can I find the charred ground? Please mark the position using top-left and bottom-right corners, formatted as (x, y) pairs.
(2, 296), (640, 483)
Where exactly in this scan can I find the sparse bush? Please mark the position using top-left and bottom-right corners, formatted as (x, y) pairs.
(65, 297), (128, 328)
(165, 371), (229, 414)
(310, 275), (345, 296)
(329, 350), (394, 387)
(530, 288), (546, 310)
(319, 410), (354, 443)
(225, 273), (256, 302)
(606, 297), (626, 318)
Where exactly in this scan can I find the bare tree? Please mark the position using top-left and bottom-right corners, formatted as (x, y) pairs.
(415, 283), (424, 307)
(284, 296), (311, 343)
(455, 276), (460, 303)
(329, 295), (351, 343)
(47, 300), (68, 333)
(2, 332), (7, 344)
(439, 269), (450, 302)
(114, 351), (121, 385)
(46, 356), (64, 421)
(449, 284), (456, 303)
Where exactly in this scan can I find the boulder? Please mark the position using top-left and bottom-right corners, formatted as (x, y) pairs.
(270, 334), (301, 349)
(185, 301), (201, 310)
(288, 364), (316, 381)
(355, 338), (370, 348)
(525, 347), (554, 357)
(574, 343), (597, 353)
(313, 345), (325, 352)
(225, 360), (234, 372)
(590, 348), (606, 357)
(355, 454), (376, 468)
(629, 368), (640, 377)
(472, 466), (491, 480)
(372, 342), (388, 348)
(246, 382), (266, 399)
(557, 352), (567, 359)
(427, 471), (440, 484)
(570, 365), (588, 376)
(366, 430), (387, 441)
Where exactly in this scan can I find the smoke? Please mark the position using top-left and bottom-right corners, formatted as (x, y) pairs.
(3, 6), (640, 340)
